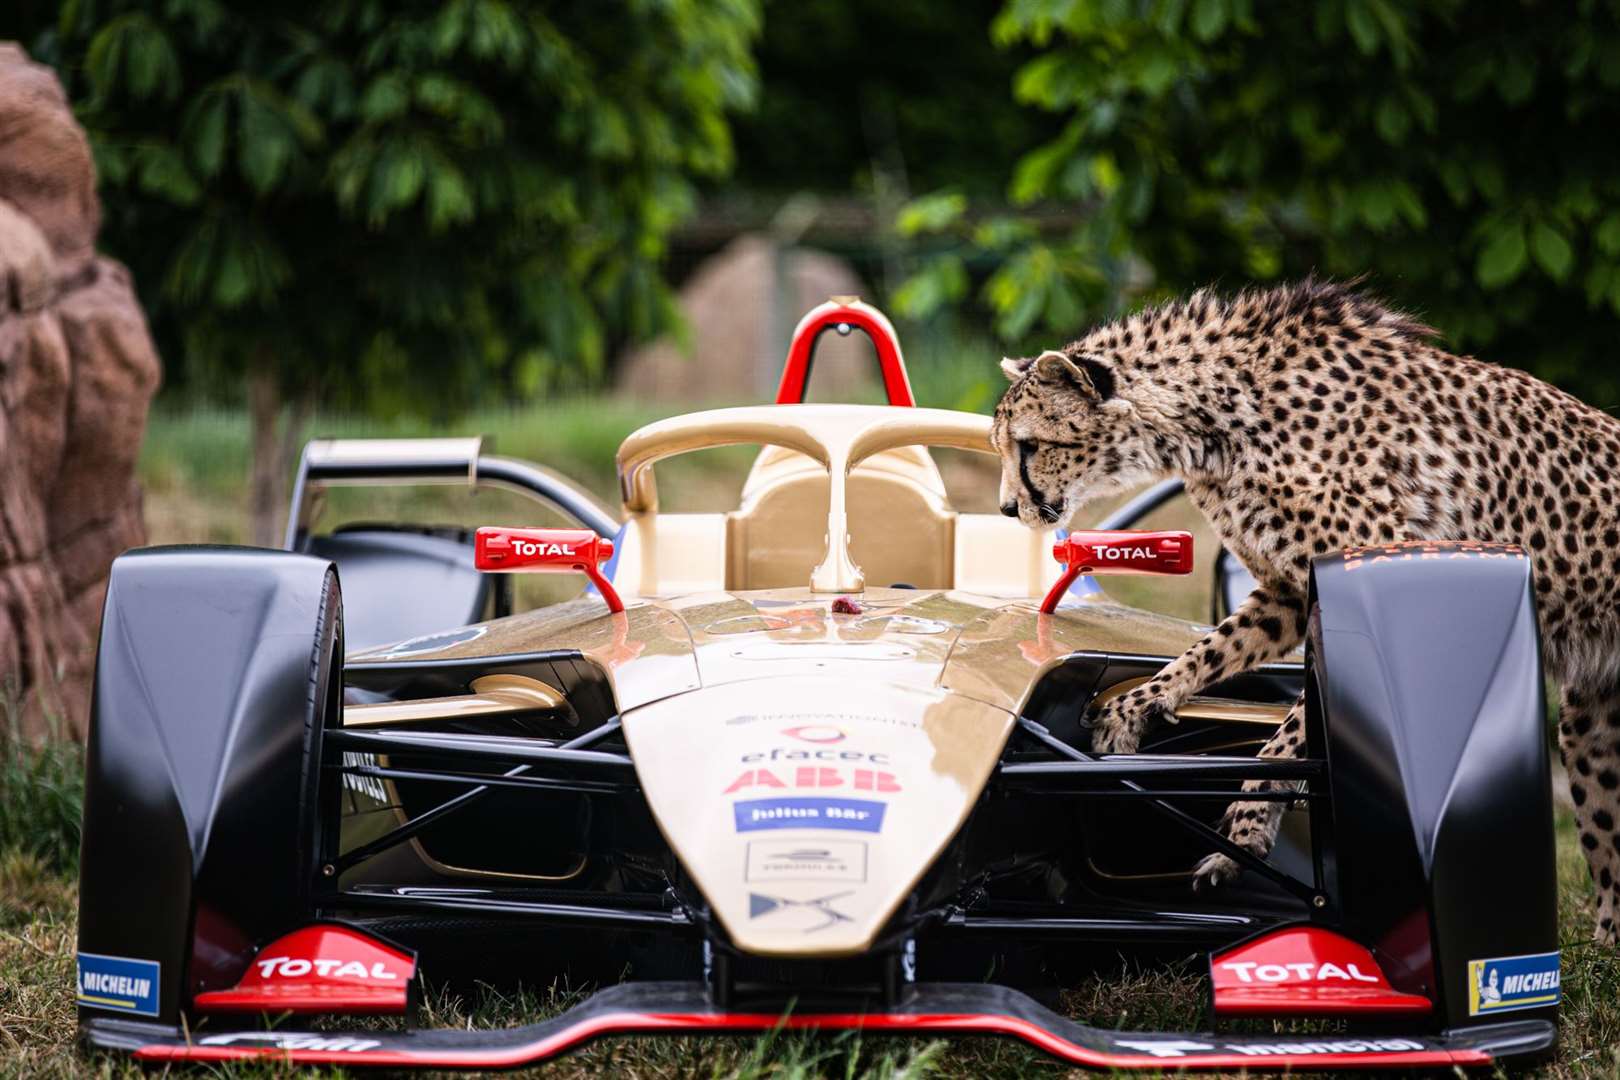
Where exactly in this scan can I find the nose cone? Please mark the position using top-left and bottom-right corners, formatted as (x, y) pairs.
(1000, 502), (1019, 518)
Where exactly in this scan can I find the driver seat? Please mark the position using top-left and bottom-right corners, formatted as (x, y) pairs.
(727, 445), (953, 589)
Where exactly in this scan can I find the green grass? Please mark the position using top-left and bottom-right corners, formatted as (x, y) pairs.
(1, 807), (1616, 1078)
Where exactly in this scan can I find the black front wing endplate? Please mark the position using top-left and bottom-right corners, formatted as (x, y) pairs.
(83, 981), (1554, 1071)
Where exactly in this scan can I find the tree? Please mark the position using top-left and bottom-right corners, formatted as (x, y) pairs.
(898, 0), (1620, 408)
(23, 0), (759, 543)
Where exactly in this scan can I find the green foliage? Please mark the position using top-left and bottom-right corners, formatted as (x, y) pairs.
(902, 0), (1620, 406)
(30, 0), (760, 412)
(0, 695), (83, 874)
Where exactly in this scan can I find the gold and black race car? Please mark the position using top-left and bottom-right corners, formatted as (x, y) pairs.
(77, 301), (1560, 1069)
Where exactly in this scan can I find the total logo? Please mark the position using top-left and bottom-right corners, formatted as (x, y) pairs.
(511, 540), (576, 557)
(1088, 545), (1155, 561)
(782, 724), (845, 743)
(254, 955), (401, 982)
(725, 767), (900, 794)
(1218, 961), (1379, 984)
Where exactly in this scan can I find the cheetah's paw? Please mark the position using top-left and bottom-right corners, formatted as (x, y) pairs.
(1089, 689), (1174, 755)
(1191, 852), (1243, 892)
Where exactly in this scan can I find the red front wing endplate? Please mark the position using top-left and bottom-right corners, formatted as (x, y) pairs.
(89, 981), (1553, 1071)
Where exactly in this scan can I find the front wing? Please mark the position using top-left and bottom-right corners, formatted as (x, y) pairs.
(87, 982), (1554, 1071)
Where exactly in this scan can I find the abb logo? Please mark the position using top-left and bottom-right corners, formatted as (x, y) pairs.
(254, 956), (401, 981)
(725, 767), (900, 794)
(1219, 961), (1379, 984)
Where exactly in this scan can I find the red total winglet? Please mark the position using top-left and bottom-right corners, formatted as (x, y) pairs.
(1040, 530), (1194, 614)
(1210, 925), (1432, 1017)
(475, 526), (623, 613)
(193, 924), (416, 1015)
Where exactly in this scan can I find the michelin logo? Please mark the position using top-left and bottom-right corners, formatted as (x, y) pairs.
(1467, 950), (1560, 1015)
(77, 952), (160, 1016)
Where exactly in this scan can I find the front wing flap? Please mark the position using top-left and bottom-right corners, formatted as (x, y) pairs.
(86, 982), (1554, 1071)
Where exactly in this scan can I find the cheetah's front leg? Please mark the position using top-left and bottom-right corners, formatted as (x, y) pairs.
(1193, 692), (1307, 890)
(1089, 585), (1307, 754)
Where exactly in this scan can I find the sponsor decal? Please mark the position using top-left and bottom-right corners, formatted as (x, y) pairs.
(781, 724), (845, 743)
(1467, 951), (1560, 1015)
(724, 711), (921, 731)
(746, 839), (867, 883)
(1218, 961), (1380, 984)
(196, 1032), (383, 1052)
(341, 752), (388, 802)
(1117, 1038), (1427, 1059)
(1343, 539), (1526, 572)
(740, 747), (890, 765)
(77, 953), (160, 1016)
(509, 539), (576, 557)
(724, 767), (900, 794)
(362, 625), (487, 660)
(253, 956), (400, 981)
(1086, 544), (1157, 561)
(733, 797), (886, 833)
(749, 890), (854, 933)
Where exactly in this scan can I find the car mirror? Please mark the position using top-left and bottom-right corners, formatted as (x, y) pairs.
(474, 527), (623, 613)
(1040, 530), (1194, 614)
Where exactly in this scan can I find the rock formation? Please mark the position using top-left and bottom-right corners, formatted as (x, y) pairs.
(0, 43), (161, 741)
(617, 234), (880, 403)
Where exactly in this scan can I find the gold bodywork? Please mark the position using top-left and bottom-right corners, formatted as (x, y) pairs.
(347, 404), (1293, 957)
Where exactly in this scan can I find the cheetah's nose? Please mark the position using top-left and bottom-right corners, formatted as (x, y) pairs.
(1000, 502), (1019, 518)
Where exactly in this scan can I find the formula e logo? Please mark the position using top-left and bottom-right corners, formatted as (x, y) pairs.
(512, 540), (575, 557)
(255, 956), (400, 981)
(197, 1032), (382, 1053)
(781, 724), (844, 743)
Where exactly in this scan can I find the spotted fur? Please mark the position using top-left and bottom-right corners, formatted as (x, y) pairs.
(992, 279), (1620, 942)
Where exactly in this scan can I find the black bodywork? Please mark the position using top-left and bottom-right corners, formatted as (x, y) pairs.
(77, 511), (1559, 1064)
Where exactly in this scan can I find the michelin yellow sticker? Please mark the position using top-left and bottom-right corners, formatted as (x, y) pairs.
(1466, 950), (1560, 1016)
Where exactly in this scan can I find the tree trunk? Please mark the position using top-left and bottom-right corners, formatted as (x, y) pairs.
(247, 369), (283, 548)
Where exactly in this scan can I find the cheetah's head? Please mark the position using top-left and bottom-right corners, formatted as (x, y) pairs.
(991, 349), (1150, 528)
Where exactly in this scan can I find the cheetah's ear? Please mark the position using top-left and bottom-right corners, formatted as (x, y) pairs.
(1000, 355), (1032, 382)
(1035, 350), (1114, 401)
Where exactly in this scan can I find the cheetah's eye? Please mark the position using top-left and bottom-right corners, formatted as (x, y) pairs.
(1017, 438), (1038, 463)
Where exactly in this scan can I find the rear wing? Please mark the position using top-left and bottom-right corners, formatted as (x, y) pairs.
(284, 437), (620, 550)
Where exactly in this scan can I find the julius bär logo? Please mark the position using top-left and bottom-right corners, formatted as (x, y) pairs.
(781, 724), (844, 743)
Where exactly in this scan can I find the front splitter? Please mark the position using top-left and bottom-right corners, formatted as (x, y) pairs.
(84, 981), (1555, 1071)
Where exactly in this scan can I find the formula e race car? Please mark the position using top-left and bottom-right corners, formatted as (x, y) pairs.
(77, 300), (1560, 1070)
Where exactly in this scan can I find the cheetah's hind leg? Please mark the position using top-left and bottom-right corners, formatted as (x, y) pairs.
(1192, 691), (1308, 891)
(1560, 680), (1620, 945)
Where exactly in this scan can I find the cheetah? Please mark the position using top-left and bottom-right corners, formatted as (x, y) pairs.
(991, 279), (1620, 943)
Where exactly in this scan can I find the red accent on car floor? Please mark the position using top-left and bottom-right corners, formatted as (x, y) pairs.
(192, 924), (416, 1015)
(135, 1010), (1489, 1070)
(1210, 925), (1433, 1017)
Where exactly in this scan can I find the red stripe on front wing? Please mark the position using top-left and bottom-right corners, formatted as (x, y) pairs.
(133, 1010), (1492, 1070)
